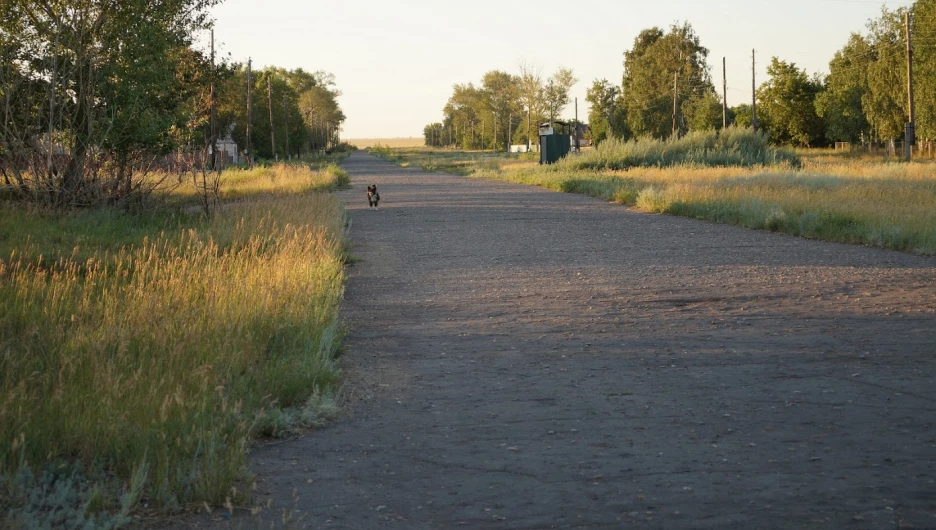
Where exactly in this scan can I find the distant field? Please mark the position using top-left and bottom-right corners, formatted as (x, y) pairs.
(347, 137), (424, 148)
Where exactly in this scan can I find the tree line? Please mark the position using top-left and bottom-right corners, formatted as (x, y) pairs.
(594, 2), (936, 148)
(219, 66), (346, 162)
(0, 0), (346, 207)
(429, 0), (935, 149)
(423, 66), (577, 150)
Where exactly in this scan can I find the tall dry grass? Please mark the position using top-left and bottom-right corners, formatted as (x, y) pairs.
(479, 159), (936, 254)
(1, 164), (348, 524)
(163, 162), (349, 202)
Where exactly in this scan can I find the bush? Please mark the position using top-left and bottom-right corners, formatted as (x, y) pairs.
(559, 127), (800, 171)
(331, 142), (358, 153)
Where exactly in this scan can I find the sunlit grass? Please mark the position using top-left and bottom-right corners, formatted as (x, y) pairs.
(373, 144), (936, 255)
(162, 162), (349, 202)
(1, 163), (348, 525)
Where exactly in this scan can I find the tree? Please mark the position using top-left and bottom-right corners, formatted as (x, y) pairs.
(423, 122), (444, 147)
(815, 34), (872, 143)
(585, 79), (626, 144)
(683, 89), (724, 131)
(622, 23), (715, 139)
(481, 70), (520, 150)
(543, 67), (577, 122)
(444, 83), (483, 149)
(516, 62), (545, 150)
(913, 0), (936, 141)
(863, 7), (910, 142)
(756, 58), (825, 146)
(731, 104), (753, 128)
(299, 84), (345, 153)
(0, 0), (221, 205)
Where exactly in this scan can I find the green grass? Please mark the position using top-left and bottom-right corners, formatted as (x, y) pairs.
(560, 128), (800, 170)
(1, 163), (349, 527)
(371, 140), (936, 255)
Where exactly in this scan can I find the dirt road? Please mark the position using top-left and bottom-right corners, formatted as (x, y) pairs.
(183, 152), (936, 529)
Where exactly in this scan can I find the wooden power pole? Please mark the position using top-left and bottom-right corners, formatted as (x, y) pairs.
(507, 113), (512, 153)
(751, 49), (758, 133)
(283, 94), (289, 160)
(607, 87), (617, 139)
(722, 57), (727, 129)
(210, 29), (216, 170)
(267, 76), (275, 160)
(905, 11), (916, 161)
(493, 112), (497, 152)
(672, 71), (679, 137)
(246, 58), (253, 168)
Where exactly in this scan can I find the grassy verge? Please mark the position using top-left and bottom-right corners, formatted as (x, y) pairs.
(173, 161), (350, 201)
(1, 163), (349, 527)
(369, 137), (936, 255)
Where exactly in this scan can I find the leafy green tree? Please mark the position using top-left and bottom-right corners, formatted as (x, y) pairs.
(298, 74), (345, 153)
(913, 0), (936, 141)
(543, 67), (577, 122)
(683, 89), (724, 131)
(243, 69), (301, 160)
(0, 0), (220, 204)
(731, 104), (753, 128)
(517, 62), (545, 149)
(481, 70), (521, 150)
(815, 34), (872, 143)
(585, 79), (626, 143)
(423, 123), (444, 147)
(756, 58), (825, 146)
(444, 83), (483, 149)
(863, 7), (910, 142)
(622, 23), (714, 139)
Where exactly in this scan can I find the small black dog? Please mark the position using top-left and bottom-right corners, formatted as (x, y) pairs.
(367, 184), (380, 208)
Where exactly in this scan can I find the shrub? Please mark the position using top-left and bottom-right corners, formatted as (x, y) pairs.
(559, 127), (800, 171)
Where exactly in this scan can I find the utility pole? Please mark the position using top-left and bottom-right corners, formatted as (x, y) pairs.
(672, 70), (679, 137)
(574, 97), (580, 152)
(282, 94), (289, 160)
(209, 29), (216, 170)
(507, 113), (512, 153)
(48, 30), (58, 175)
(493, 112), (497, 152)
(267, 76), (275, 161)
(246, 58), (253, 167)
(722, 57), (727, 129)
(607, 87), (617, 139)
(527, 105), (532, 152)
(751, 49), (758, 133)
(905, 11), (916, 161)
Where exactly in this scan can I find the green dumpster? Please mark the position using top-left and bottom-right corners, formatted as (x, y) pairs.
(539, 123), (571, 164)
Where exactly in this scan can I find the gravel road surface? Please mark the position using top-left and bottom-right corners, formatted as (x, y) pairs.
(176, 151), (936, 529)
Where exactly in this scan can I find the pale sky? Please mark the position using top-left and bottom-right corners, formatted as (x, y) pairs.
(207, 0), (911, 139)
